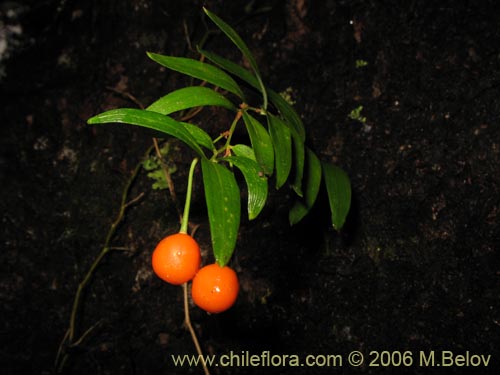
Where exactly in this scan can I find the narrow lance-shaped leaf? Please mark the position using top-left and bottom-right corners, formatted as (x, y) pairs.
(147, 52), (245, 100)
(242, 112), (274, 176)
(224, 156), (268, 220)
(198, 48), (305, 142)
(147, 86), (236, 115)
(322, 163), (351, 230)
(87, 108), (205, 158)
(268, 90), (306, 142)
(199, 48), (258, 88)
(201, 158), (241, 266)
(267, 114), (292, 189)
(291, 131), (305, 196)
(203, 8), (268, 109)
(285, 123), (305, 197)
(199, 50), (305, 194)
(231, 144), (257, 162)
(181, 122), (215, 152)
(289, 148), (322, 225)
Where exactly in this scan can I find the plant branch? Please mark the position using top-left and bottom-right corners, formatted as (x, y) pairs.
(55, 149), (146, 373)
(152, 138), (180, 219)
(106, 86), (145, 109)
(213, 110), (242, 159)
(183, 283), (211, 375)
(180, 158), (199, 234)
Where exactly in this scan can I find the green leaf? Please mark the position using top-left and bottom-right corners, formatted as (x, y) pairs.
(87, 108), (206, 158)
(231, 144), (257, 161)
(147, 169), (168, 190)
(287, 125), (305, 197)
(197, 48), (305, 141)
(147, 86), (236, 115)
(322, 163), (351, 230)
(204, 8), (268, 109)
(199, 48), (305, 142)
(224, 156), (268, 220)
(242, 112), (274, 176)
(267, 114), (292, 189)
(266, 91), (307, 191)
(201, 158), (241, 266)
(268, 90), (306, 142)
(289, 148), (322, 225)
(199, 51), (305, 192)
(181, 122), (215, 152)
(199, 48), (258, 88)
(147, 52), (244, 99)
(142, 158), (159, 171)
(200, 54), (306, 189)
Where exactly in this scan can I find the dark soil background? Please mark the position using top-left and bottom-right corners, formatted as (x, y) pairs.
(1, 1), (499, 374)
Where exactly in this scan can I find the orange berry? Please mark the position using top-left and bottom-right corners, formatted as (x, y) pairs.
(151, 233), (201, 285)
(191, 263), (239, 313)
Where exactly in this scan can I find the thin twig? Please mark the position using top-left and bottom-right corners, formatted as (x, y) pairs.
(54, 329), (69, 371)
(183, 283), (211, 375)
(71, 321), (101, 347)
(189, 223), (201, 238)
(108, 246), (131, 251)
(183, 19), (193, 52)
(104, 86), (182, 220)
(179, 106), (204, 122)
(152, 138), (182, 223)
(124, 192), (145, 208)
(55, 148), (148, 373)
(106, 86), (145, 109)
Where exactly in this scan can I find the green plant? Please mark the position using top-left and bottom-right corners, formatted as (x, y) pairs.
(279, 87), (296, 105)
(142, 141), (176, 190)
(88, 7), (351, 270)
(348, 105), (367, 124)
(355, 59), (368, 68)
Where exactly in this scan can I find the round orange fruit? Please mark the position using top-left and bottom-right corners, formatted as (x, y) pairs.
(191, 263), (239, 313)
(151, 233), (201, 285)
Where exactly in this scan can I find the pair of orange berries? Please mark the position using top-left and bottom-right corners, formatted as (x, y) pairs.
(151, 233), (239, 313)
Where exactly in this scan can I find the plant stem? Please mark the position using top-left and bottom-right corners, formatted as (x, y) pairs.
(213, 110), (242, 159)
(183, 283), (211, 375)
(256, 75), (268, 111)
(179, 158), (199, 234)
(153, 138), (182, 221)
(68, 247), (110, 342)
(68, 159), (142, 341)
(212, 131), (228, 145)
(56, 148), (148, 372)
(177, 158), (208, 374)
(225, 110), (242, 150)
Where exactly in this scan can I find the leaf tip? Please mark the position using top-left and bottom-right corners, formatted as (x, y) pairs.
(203, 7), (216, 19)
(332, 222), (342, 231)
(87, 116), (98, 125)
(292, 184), (303, 197)
(146, 51), (159, 62)
(248, 211), (258, 221)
